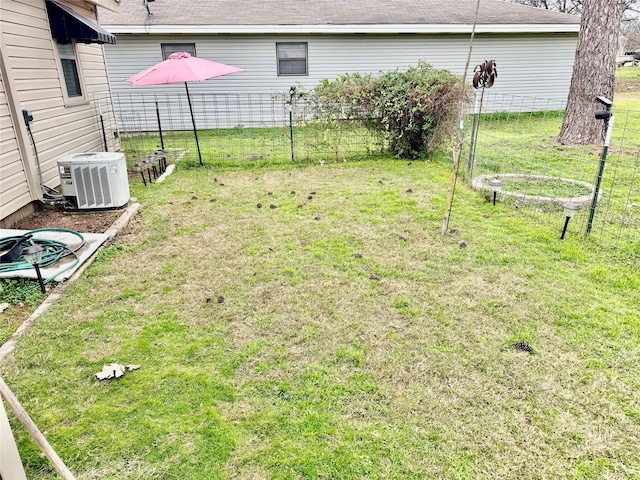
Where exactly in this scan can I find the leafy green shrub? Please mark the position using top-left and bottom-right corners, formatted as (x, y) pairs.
(311, 61), (462, 158)
(0, 278), (45, 306)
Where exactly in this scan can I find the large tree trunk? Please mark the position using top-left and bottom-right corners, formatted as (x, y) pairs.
(558, 0), (626, 145)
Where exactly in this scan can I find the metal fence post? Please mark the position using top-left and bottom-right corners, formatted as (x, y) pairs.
(288, 86), (295, 162)
(586, 115), (614, 236)
(466, 91), (480, 179)
(96, 98), (108, 152)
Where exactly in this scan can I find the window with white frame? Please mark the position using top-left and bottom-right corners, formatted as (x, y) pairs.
(161, 43), (197, 60)
(57, 42), (83, 98)
(276, 42), (308, 76)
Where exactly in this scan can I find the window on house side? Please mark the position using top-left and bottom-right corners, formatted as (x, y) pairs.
(277, 43), (308, 76)
(161, 43), (197, 60)
(57, 42), (82, 98)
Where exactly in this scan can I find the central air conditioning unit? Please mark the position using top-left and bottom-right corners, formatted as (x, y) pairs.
(57, 152), (130, 210)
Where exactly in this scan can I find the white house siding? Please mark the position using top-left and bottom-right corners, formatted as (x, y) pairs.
(0, 75), (32, 220)
(0, 0), (120, 223)
(105, 32), (577, 130)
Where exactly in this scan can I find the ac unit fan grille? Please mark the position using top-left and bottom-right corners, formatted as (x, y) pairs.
(73, 165), (113, 208)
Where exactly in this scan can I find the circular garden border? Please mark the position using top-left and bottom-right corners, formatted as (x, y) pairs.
(471, 173), (600, 206)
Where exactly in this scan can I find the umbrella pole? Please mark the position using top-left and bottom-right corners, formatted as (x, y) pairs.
(155, 99), (165, 150)
(184, 82), (203, 165)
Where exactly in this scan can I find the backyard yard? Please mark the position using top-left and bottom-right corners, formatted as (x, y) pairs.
(0, 69), (639, 479)
(1, 153), (639, 478)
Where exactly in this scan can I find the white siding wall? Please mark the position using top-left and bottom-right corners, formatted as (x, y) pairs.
(0, 0), (120, 221)
(0, 76), (31, 219)
(105, 32), (577, 129)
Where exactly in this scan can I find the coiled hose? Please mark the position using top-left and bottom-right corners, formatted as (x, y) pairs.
(0, 228), (85, 295)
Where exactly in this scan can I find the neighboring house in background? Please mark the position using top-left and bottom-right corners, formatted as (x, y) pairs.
(0, 0), (120, 227)
(100, 0), (580, 130)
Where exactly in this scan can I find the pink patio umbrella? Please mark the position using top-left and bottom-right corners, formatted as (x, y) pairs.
(125, 52), (245, 165)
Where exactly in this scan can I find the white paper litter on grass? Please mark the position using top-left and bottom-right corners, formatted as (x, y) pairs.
(95, 363), (137, 381)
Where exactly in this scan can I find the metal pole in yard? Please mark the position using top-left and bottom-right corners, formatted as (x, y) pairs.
(155, 98), (165, 150)
(100, 114), (108, 152)
(289, 86), (295, 162)
(586, 114), (614, 236)
(467, 92), (480, 178)
(184, 82), (203, 166)
(97, 99), (108, 152)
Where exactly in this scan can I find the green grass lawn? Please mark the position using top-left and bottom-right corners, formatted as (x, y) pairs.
(1, 155), (639, 479)
(121, 123), (386, 170)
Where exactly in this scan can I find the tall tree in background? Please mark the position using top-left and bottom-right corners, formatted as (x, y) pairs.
(509, 1), (638, 144)
(508, 0), (639, 17)
(558, 0), (627, 144)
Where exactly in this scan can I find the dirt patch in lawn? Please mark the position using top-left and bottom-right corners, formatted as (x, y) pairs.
(12, 207), (122, 234)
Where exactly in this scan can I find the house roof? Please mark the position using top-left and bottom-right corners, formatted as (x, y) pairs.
(100, 0), (580, 34)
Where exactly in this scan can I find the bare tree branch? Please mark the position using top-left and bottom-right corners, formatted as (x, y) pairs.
(506, 0), (638, 16)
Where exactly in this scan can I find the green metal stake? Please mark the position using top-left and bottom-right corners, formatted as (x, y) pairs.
(467, 92), (480, 179)
(586, 114), (614, 236)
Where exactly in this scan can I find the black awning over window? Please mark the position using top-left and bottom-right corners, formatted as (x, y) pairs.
(46, 0), (116, 45)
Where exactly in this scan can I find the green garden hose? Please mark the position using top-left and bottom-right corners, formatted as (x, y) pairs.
(0, 228), (85, 296)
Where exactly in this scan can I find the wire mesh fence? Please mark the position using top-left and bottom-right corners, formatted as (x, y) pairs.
(112, 92), (387, 168)
(467, 92), (639, 256)
(89, 92), (120, 153)
(105, 89), (638, 255)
